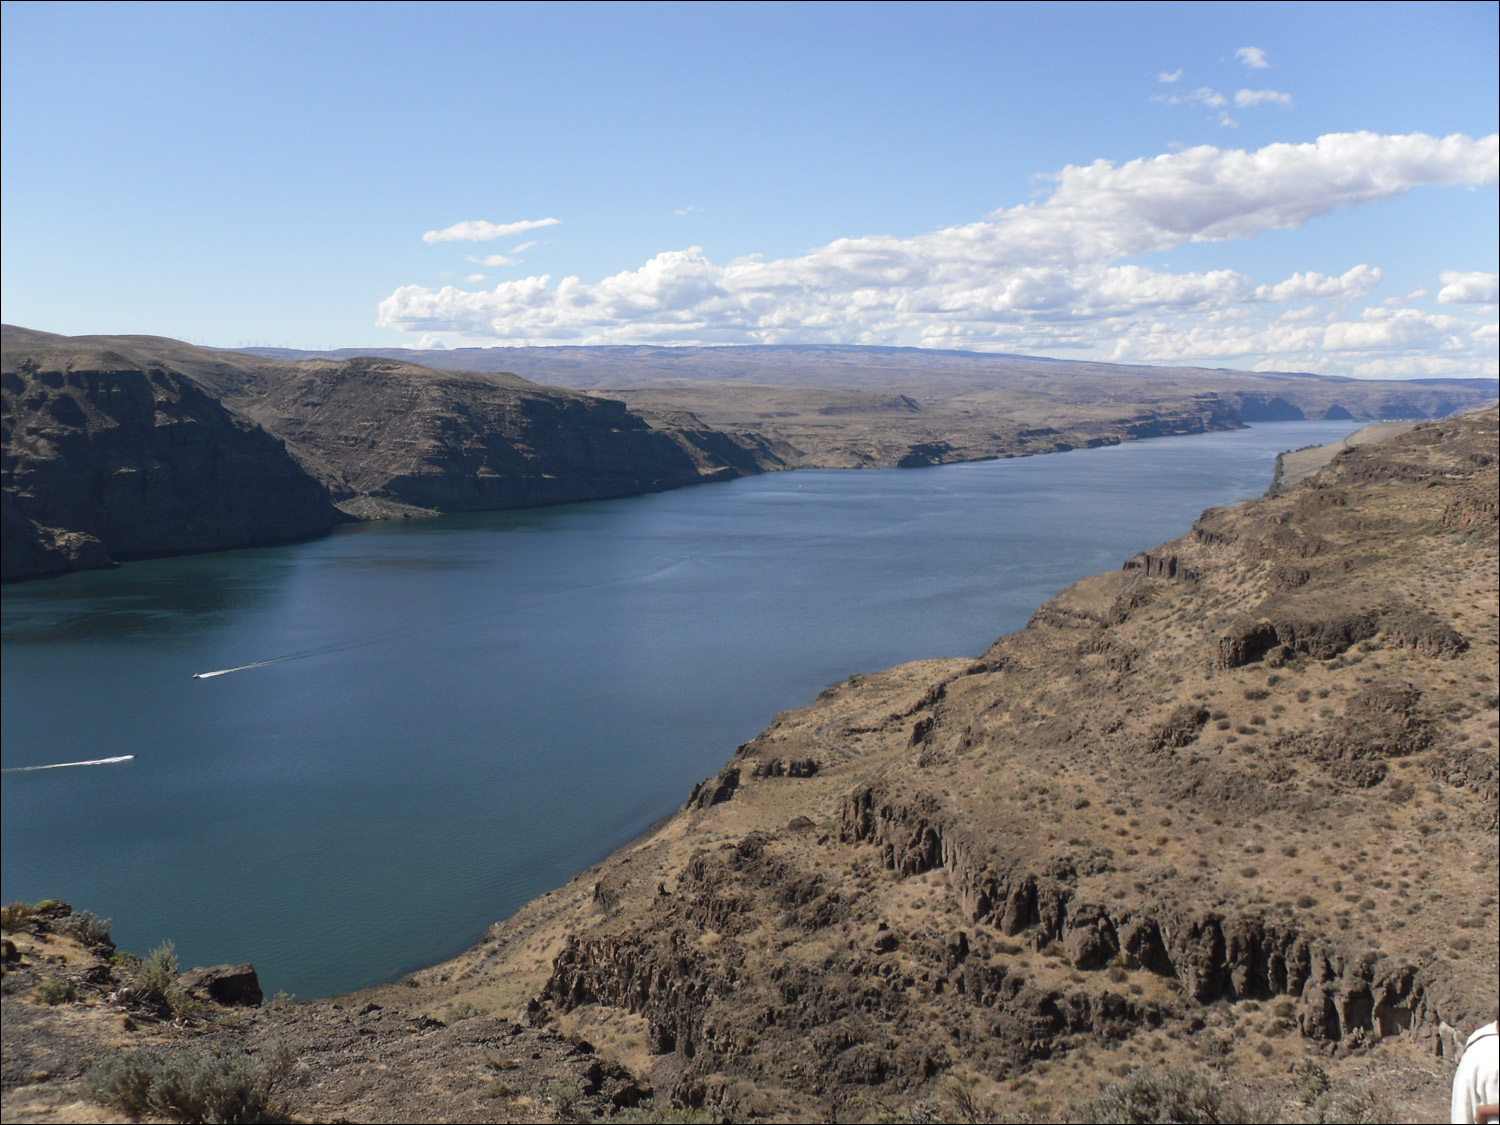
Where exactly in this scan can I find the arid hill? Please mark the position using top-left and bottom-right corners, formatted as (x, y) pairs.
(242, 342), (1498, 470)
(4, 411), (1493, 1124)
(1, 327), (776, 579)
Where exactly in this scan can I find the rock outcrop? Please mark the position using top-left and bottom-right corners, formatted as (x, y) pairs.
(1, 326), (781, 579)
(2, 339), (345, 580)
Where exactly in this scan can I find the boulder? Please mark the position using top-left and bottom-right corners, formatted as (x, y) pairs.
(176, 963), (263, 1006)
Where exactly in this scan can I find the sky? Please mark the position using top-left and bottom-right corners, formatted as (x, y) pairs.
(2, 2), (1496, 379)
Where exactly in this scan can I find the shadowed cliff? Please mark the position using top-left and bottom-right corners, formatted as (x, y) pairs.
(1, 327), (780, 580)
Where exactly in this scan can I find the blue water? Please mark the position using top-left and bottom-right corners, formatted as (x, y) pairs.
(1, 421), (1355, 997)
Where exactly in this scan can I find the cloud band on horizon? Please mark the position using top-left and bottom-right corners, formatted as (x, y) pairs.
(382, 132), (1498, 377)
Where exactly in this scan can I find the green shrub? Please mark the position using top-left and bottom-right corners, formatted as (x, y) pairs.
(83, 1040), (295, 1124)
(442, 1000), (488, 1023)
(1297, 1058), (1331, 1102)
(0, 901), (35, 932)
(1073, 1067), (1267, 1123)
(131, 940), (201, 1016)
(48, 909), (113, 947)
(1305, 1082), (1400, 1124)
(534, 1078), (586, 1123)
(35, 976), (77, 1005)
(617, 1102), (723, 1123)
(941, 1070), (988, 1124)
(135, 940), (179, 997)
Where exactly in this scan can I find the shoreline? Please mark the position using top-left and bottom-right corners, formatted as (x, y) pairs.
(1, 418), (1373, 1002)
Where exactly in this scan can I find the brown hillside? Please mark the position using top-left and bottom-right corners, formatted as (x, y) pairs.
(3, 410), (1495, 1125)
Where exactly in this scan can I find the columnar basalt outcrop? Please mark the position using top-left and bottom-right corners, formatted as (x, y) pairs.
(835, 781), (1435, 1037)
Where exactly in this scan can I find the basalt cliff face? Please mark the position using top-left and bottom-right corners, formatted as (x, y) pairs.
(1, 338), (344, 581)
(393, 408), (1497, 1121)
(214, 354), (772, 517)
(9, 327), (1494, 583)
(1, 327), (779, 579)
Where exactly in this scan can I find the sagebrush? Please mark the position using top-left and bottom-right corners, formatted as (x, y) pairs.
(83, 1039), (295, 1124)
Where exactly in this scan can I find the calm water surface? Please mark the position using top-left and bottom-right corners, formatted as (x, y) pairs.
(1, 421), (1355, 997)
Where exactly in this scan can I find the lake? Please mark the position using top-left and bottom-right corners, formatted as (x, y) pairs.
(1, 420), (1357, 998)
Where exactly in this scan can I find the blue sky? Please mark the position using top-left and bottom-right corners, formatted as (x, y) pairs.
(2, 2), (1496, 378)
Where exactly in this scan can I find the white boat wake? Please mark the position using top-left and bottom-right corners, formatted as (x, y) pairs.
(2, 755), (135, 772)
(192, 659), (286, 679)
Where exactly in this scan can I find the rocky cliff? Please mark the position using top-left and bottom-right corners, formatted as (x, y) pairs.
(406, 408), (1498, 1121)
(1, 335), (345, 581)
(240, 342), (1497, 425)
(215, 354), (777, 516)
(1, 327), (781, 579)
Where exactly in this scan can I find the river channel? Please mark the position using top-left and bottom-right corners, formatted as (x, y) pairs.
(1, 420), (1357, 998)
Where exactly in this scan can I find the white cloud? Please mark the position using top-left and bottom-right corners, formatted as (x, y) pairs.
(1235, 88), (1294, 108)
(674, 205), (706, 215)
(468, 254), (517, 267)
(1105, 305), (1470, 364)
(510, 241), (539, 253)
(1153, 86), (1227, 109)
(1236, 46), (1271, 69)
(1252, 265), (1380, 303)
(466, 273), (486, 282)
(378, 131), (1499, 376)
(1157, 69), (1182, 83)
(422, 217), (561, 243)
(1437, 270), (1499, 304)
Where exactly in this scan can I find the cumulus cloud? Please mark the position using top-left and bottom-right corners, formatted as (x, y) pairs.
(1252, 265), (1381, 303)
(1235, 88), (1294, 108)
(422, 217), (561, 243)
(1157, 69), (1182, 83)
(466, 273), (486, 282)
(1153, 86), (1227, 109)
(378, 132), (1499, 375)
(1437, 270), (1499, 304)
(1236, 46), (1271, 69)
(468, 254), (517, 267)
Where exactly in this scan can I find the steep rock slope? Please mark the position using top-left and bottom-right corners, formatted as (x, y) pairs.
(1, 327), (781, 578)
(216, 355), (775, 517)
(410, 409), (1499, 1121)
(1, 335), (345, 581)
